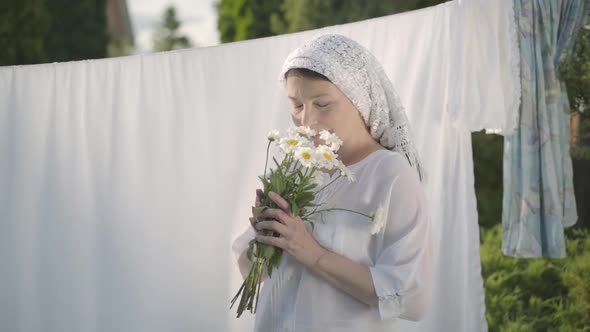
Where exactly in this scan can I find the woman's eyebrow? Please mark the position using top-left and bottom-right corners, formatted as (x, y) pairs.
(288, 93), (330, 100)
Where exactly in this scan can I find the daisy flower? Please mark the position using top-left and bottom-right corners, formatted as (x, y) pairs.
(279, 135), (311, 154)
(292, 126), (317, 138)
(319, 130), (343, 151)
(312, 170), (324, 186)
(294, 147), (317, 168)
(267, 130), (280, 142)
(337, 160), (355, 182)
(370, 206), (386, 235)
(315, 145), (339, 170)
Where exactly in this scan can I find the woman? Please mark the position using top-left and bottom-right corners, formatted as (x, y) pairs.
(232, 34), (433, 331)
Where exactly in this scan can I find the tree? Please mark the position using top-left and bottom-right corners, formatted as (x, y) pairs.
(0, 0), (109, 66)
(561, 19), (590, 161)
(152, 5), (193, 52)
(216, 0), (283, 43)
(269, 0), (445, 35)
(0, 0), (50, 65)
(44, 0), (109, 62)
(560, 12), (590, 230)
(472, 132), (504, 230)
(215, 0), (448, 43)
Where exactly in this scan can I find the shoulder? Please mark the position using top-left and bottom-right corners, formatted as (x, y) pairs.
(347, 149), (422, 195)
(361, 150), (423, 198)
(370, 150), (417, 179)
(370, 151), (427, 213)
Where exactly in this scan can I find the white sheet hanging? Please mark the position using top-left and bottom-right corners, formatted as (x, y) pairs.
(0, 1), (519, 331)
(447, 0), (521, 134)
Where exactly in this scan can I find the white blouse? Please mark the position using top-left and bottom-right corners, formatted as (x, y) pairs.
(232, 149), (433, 332)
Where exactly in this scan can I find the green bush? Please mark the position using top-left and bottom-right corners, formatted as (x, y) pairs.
(480, 224), (590, 331)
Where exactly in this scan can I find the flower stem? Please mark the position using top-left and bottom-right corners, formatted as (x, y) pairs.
(263, 140), (272, 178)
(230, 258), (266, 318)
(315, 174), (343, 195)
(306, 207), (374, 219)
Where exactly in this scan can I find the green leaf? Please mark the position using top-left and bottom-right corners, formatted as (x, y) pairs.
(247, 240), (255, 261)
(267, 265), (274, 278)
(291, 200), (299, 216)
(304, 183), (318, 191)
(275, 176), (284, 194)
(269, 174), (279, 192)
(297, 168), (304, 180)
(298, 191), (315, 204)
(273, 156), (281, 170)
(269, 171), (287, 193)
(269, 249), (283, 268)
(258, 175), (270, 192)
(252, 206), (268, 217)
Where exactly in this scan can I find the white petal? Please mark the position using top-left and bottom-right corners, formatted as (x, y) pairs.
(370, 206), (386, 234)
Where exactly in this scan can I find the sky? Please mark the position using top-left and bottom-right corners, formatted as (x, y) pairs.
(127, 0), (220, 53)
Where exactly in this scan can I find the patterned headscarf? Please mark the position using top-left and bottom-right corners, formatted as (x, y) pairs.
(279, 34), (425, 181)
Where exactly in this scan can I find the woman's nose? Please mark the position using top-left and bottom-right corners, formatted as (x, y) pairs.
(299, 106), (318, 127)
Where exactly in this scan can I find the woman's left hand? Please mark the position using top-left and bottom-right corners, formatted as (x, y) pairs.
(254, 191), (328, 268)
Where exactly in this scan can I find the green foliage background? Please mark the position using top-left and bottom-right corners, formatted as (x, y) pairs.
(481, 225), (590, 331)
(216, 0), (446, 43)
(0, 0), (109, 66)
(152, 5), (193, 52)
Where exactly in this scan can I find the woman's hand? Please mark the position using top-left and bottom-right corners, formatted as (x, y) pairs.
(252, 191), (328, 268)
(249, 191), (379, 308)
(248, 189), (265, 230)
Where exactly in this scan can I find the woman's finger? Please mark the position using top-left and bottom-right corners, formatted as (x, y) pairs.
(268, 191), (291, 213)
(255, 219), (289, 236)
(255, 189), (265, 207)
(256, 189), (264, 202)
(258, 208), (291, 225)
(255, 234), (286, 249)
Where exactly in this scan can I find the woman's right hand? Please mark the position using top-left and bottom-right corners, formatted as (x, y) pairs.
(249, 189), (264, 230)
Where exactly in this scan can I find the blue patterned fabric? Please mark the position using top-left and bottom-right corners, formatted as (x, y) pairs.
(502, 0), (589, 258)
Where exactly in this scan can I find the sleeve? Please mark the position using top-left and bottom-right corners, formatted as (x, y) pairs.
(368, 159), (433, 321)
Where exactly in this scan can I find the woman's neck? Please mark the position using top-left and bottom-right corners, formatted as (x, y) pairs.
(339, 140), (385, 166)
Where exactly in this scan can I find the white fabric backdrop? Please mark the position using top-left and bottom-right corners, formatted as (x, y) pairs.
(0, 1), (518, 331)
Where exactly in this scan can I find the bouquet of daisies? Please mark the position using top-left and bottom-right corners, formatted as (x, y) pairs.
(230, 126), (355, 317)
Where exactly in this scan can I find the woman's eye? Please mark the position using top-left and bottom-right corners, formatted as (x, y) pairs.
(316, 103), (330, 108)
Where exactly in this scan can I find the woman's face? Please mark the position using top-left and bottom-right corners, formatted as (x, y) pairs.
(286, 74), (368, 150)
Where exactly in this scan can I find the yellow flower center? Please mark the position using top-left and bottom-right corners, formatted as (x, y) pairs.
(302, 152), (311, 160)
(323, 153), (332, 161)
(288, 139), (298, 146)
